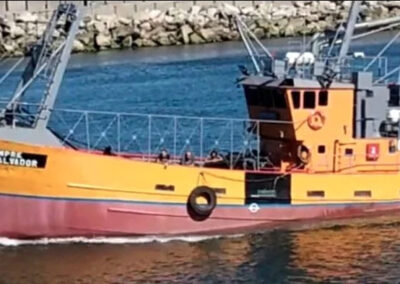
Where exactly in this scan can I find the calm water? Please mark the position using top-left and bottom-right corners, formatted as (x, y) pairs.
(1, 33), (400, 283)
(0, 216), (400, 283)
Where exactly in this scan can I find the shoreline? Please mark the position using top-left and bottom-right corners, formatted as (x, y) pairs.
(1, 1), (400, 57)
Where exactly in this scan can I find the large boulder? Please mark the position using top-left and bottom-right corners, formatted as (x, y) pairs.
(189, 5), (202, 16)
(121, 36), (133, 48)
(257, 19), (270, 30)
(149, 9), (162, 20)
(15, 12), (38, 23)
(1, 40), (17, 53)
(284, 24), (295, 37)
(155, 33), (173, 46)
(241, 6), (256, 16)
(140, 21), (152, 32)
(142, 39), (157, 47)
(9, 23), (25, 39)
(288, 17), (306, 35)
(390, 8), (400, 17)
(95, 14), (119, 30)
(257, 2), (274, 17)
(146, 26), (166, 40)
(220, 3), (240, 16)
(26, 22), (36, 36)
(118, 17), (131, 25)
(180, 24), (193, 44)
(207, 7), (220, 19)
(382, 1), (400, 8)
(82, 15), (92, 24)
(92, 20), (108, 34)
(189, 32), (205, 44)
(113, 25), (139, 40)
(76, 31), (93, 46)
(306, 14), (319, 22)
(271, 7), (289, 20)
(367, 5), (389, 20)
(0, 16), (9, 28)
(95, 33), (112, 48)
(317, 1), (337, 14)
(293, 1), (305, 8)
(132, 38), (143, 47)
(266, 25), (280, 38)
(297, 6), (311, 18)
(253, 28), (265, 38)
(73, 39), (86, 52)
(36, 23), (47, 37)
(199, 28), (218, 42)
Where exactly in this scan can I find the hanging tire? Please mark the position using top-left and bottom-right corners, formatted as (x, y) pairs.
(297, 144), (311, 164)
(187, 186), (217, 219)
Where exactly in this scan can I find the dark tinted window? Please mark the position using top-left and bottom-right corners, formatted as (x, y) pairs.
(319, 91), (328, 106)
(318, 145), (326, 154)
(262, 89), (274, 107)
(245, 87), (261, 105)
(304, 91), (316, 109)
(273, 90), (287, 109)
(291, 91), (301, 109)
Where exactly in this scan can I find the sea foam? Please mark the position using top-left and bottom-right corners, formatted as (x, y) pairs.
(0, 234), (243, 247)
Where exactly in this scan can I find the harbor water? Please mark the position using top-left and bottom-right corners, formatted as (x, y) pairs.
(1, 33), (400, 283)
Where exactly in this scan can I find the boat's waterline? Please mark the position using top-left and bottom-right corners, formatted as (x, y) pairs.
(1, 192), (400, 239)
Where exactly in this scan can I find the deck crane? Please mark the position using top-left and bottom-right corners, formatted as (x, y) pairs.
(0, 3), (83, 130)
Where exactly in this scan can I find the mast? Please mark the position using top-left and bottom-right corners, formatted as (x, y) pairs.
(35, 4), (83, 130)
(318, 1), (361, 87)
(337, 1), (362, 65)
(1, 3), (83, 130)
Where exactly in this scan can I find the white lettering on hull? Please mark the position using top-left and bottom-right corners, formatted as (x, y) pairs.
(0, 149), (44, 168)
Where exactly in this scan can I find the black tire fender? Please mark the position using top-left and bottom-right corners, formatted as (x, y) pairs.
(187, 186), (217, 218)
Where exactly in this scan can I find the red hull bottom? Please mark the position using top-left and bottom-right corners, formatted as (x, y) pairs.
(1, 194), (400, 239)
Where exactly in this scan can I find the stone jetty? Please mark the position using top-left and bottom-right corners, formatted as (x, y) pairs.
(1, 1), (400, 57)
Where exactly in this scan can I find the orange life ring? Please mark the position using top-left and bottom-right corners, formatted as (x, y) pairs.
(307, 111), (326, 131)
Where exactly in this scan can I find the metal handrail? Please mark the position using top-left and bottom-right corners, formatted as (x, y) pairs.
(0, 100), (294, 125)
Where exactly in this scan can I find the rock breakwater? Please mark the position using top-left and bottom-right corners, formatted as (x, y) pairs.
(1, 1), (400, 57)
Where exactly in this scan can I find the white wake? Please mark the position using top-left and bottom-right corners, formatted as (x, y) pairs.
(0, 234), (243, 247)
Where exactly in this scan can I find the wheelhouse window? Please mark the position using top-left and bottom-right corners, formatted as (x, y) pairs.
(273, 89), (287, 109)
(319, 91), (328, 106)
(304, 91), (316, 109)
(245, 87), (287, 109)
(262, 89), (274, 107)
(246, 87), (260, 105)
(291, 91), (301, 109)
(245, 87), (261, 105)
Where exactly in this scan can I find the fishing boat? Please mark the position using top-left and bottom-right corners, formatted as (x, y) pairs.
(1, 2), (400, 238)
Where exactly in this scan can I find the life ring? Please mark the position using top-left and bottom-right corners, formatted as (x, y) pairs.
(188, 186), (217, 218)
(307, 111), (326, 131)
(297, 144), (311, 164)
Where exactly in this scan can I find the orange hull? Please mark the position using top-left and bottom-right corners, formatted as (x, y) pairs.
(1, 139), (400, 238)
